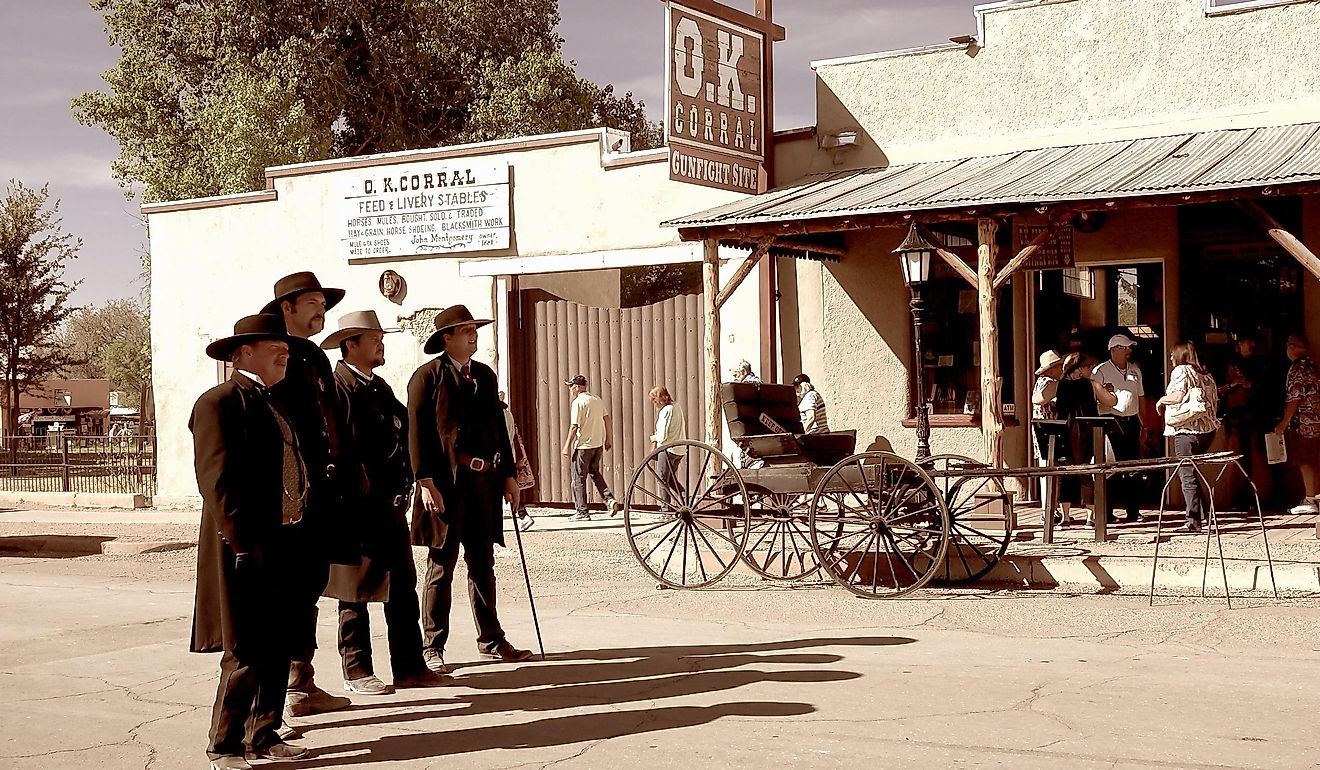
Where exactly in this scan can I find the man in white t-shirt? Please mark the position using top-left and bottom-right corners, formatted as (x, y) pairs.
(1091, 334), (1148, 523)
(560, 375), (618, 520)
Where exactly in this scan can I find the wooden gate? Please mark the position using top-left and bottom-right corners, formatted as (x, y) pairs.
(510, 291), (704, 506)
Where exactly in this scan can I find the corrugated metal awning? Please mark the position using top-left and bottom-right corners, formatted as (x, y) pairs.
(664, 122), (1320, 232)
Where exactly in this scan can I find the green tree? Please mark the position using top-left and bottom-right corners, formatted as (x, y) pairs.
(61, 299), (151, 407)
(74, 0), (661, 203)
(0, 182), (82, 437)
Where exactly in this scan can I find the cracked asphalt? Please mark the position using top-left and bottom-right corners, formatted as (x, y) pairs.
(2, 512), (1320, 768)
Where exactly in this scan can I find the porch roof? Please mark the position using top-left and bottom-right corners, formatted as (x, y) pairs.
(665, 122), (1320, 235)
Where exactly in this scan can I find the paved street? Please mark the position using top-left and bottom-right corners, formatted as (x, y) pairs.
(3, 513), (1320, 769)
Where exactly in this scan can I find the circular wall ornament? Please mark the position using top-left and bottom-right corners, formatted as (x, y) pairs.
(379, 270), (406, 303)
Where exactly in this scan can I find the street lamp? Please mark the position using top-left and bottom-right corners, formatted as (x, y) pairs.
(894, 223), (935, 460)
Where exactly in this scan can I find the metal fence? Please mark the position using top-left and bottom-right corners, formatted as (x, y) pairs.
(0, 434), (157, 496)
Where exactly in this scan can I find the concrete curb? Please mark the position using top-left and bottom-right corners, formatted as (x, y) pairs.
(989, 553), (1318, 593)
(0, 534), (194, 556)
(0, 491), (148, 509)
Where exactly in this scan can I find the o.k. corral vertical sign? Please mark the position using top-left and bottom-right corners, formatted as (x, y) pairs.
(341, 162), (511, 260)
(666, 2), (769, 194)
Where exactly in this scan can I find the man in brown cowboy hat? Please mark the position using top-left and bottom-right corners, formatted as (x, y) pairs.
(408, 305), (532, 674)
(320, 311), (447, 694)
(191, 314), (310, 768)
(264, 271), (359, 719)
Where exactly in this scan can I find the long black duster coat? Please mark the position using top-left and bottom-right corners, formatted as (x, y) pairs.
(406, 354), (514, 550)
(189, 372), (292, 656)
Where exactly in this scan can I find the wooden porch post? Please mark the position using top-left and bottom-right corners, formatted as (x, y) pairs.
(703, 238), (723, 449)
(978, 218), (1005, 469)
(1236, 200), (1320, 282)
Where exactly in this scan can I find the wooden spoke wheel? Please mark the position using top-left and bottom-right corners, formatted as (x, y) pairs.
(808, 452), (950, 599)
(919, 454), (1014, 585)
(741, 488), (818, 581)
(623, 440), (750, 589)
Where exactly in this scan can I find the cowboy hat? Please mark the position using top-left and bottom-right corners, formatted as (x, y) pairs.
(261, 271), (346, 315)
(319, 310), (399, 350)
(423, 305), (493, 355)
(205, 314), (299, 361)
(1034, 350), (1064, 375)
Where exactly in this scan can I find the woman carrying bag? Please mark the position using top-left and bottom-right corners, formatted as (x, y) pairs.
(1157, 342), (1220, 533)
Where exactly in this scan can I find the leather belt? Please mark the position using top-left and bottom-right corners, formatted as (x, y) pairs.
(457, 452), (500, 473)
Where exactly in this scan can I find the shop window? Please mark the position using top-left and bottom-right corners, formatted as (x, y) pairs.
(909, 255), (1016, 424)
(1060, 266), (1095, 299)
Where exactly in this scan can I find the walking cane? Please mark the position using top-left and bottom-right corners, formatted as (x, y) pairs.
(509, 502), (546, 660)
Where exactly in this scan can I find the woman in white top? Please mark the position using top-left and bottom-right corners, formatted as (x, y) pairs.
(1156, 342), (1220, 533)
(649, 385), (687, 511)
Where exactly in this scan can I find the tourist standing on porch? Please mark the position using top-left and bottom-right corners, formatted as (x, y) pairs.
(1221, 334), (1270, 505)
(649, 385), (687, 511)
(1092, 334), (1147, 523)
(793, 374), (830, 434)
(320, 311), (447, 695)
(1158, 342), (1220, 533)
(1032, 350), (1076, 525)
(409, 306), (533, 675)
(1274, 333), (1320, 514)
(264, 272), (357, 721)
(191, 314), (309, 767)
(561, 374), (619, 521)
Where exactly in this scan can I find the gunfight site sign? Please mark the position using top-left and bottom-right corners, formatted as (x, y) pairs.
(666, 2), (766, 193)
(341, 162), (511, 260)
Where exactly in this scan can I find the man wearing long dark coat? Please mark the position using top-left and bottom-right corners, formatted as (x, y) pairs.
(262, 271), (359, 718)
(320, 310), (447, 693)
(191, 314), (309, 769)
(408, 305), (532, 674)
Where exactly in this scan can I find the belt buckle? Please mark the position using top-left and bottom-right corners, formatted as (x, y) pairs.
(468, 456), (487, 472)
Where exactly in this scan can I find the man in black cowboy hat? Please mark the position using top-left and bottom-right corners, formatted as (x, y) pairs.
(320, 311), (447, 694)
(408, 305), (532, 674)
(191, 314), (309, 768)
(264, 271), (359, 718)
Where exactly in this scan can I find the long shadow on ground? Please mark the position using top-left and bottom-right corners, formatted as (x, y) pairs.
(291, 635), (912, 766)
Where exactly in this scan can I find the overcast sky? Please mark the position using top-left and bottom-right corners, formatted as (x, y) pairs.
(0, 0), (979, 307)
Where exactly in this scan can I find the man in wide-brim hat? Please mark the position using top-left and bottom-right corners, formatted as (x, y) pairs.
(191, 313), (310, 767)
(408, 305), (532, 675)
(263, 271), (359, 721)
(261, 271), (346, 318)
(319, 310), (447, 694)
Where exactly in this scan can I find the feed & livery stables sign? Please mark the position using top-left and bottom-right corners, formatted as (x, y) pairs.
(342, 162), (510, 260)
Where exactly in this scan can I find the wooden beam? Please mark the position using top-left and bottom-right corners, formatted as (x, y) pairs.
(977, 218), (1005, 470)
(703, 238), (722, 450)
(993, 219), (1061, 290)
(916, 223), (978, 288)
(715, 239), (773, 310)
(1236, 199), (1320, 283)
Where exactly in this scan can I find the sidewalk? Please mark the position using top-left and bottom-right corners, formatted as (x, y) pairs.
(1, 504), (1316, 596)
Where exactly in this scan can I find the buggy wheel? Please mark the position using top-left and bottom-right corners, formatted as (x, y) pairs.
(741, 488), (818, 581)
(624, 440), (750, 589)
(919, 454), (1014, 585)
(808, 451), (950, 599)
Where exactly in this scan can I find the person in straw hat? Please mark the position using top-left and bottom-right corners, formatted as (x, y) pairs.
(319, 311), (448, 695)
(408, 305), (532, 675)
(263, 271), (359, 720)
(191, 313), (310, 768)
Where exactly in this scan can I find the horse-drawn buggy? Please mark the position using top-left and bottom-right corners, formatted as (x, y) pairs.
(622, 382), (1015, 598)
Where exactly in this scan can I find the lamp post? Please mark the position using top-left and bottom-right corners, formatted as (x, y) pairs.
(894, 223), (935, 460)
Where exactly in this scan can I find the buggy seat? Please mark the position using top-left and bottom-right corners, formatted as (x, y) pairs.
(721, 381), (856, 466)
